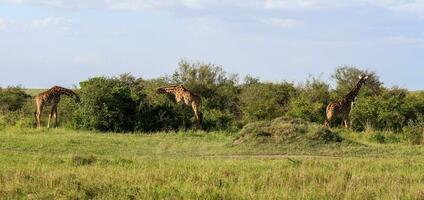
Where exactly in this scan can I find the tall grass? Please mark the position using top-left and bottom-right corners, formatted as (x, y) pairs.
(0, 128), (424, 199)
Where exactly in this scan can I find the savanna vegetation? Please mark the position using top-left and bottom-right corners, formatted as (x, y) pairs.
(0, 60), (423, 199)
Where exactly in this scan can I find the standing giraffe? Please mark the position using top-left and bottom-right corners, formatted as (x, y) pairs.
(325, 75), (369, 128)
(156, 85), (203, 127)
(35, 86), (80, 129)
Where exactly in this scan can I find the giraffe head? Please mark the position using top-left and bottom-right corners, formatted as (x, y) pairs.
(359, 74), (369, 81)
(63, 91), (80, 103)
(63, 88), (80, 103)
(74, 95), (81, 103)
(156, 87), (170, 94)
(358, 74), (369, 85)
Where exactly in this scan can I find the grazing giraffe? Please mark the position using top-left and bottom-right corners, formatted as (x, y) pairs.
(156, 85), (203, 127)
(324, 75), (369, 128)
(35, 86), (80, 129)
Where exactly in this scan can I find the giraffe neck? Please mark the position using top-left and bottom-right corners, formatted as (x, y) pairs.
(56, 88), (77, 97)
(44, 86), (78, 100)
(162, 85), (186, 94)
(344, 79), (365, 103)
(163, 88), (179, 94)
(59, 90), (77, 97)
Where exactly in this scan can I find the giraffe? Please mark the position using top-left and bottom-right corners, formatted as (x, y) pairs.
(156, 85), (203, 127)
(324, 75), (369, 128)
(34, 86), (80, 129)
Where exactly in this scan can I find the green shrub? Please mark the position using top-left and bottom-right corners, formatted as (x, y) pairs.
(404, 122), (424, 145)
(370, 133), (386, 144)
(287, 78), (330, 123)
(0, 116), (6, 131)
(0, 86), (31, 114)
(169, 60), (241, 130)
(240, 82), (296, 122)
(72, 75), (144, 132)
(138, 78), (186, 131)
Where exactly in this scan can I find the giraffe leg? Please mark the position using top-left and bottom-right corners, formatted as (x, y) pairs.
(324, 114), (331, 128)
(47, 113), (52, 129)
(324, 107), (333, 128)
(343, 118), (349, 129)
(180, 104), (187, 131)
(35, 104), (43, 129)
(344, 119), (351, 129)
(53, 106), (58, 128)
(48, 105), (57, 129)
(324, 119), (330, 128)
(191, 102), (201, 129)
(36, 111), (41, 129)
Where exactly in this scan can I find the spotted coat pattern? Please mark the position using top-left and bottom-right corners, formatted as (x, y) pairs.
(35, 86), (79, 128)
(156, 85), (203, 126)
(324, 75), (369, 128)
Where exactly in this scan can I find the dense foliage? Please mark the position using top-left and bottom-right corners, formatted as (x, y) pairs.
(0, 61), (422, 134)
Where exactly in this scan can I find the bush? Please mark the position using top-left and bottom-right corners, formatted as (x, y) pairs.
(0, 64), (421, 135)
(240, 82), (296, 123)
(404, 122), (424, 145)
(138, 78), (187, 131)
(169, 60), (241, 130)
(370, 133), (386, 144)
(72, 75), (145, 132)
(351, 88), (415, 132)
(0, 86), (31, 114)
(287, 78), (330, 123)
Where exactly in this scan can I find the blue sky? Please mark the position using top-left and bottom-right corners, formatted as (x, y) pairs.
(0, 0), (423, 90)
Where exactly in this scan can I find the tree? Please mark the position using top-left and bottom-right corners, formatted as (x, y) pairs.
(331, 66), (383, 99)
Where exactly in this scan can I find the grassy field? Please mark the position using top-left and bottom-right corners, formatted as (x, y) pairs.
(0, 127), (424, 199)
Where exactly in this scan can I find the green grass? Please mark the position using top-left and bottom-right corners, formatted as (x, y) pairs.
(0, 128), (424, 199)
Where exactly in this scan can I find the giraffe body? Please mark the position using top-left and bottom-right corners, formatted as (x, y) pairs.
(157, 85), (203, 127)
(35, 86), (79, 129)
(325, 75), (368, 128)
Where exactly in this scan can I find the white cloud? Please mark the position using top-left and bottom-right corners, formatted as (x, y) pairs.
(0, 17), (7, 30)
(181, 0), (203, 9)
(381, 35), (424, 45)
(28, 17), (71, 29)
(264, 0), (347, 10)
(264, 0), (424, 16)
(0, 16), (72, 31)
(258, 18), (299, 28)
(0, 17), (17, 31)
(2, 0), (424, 17)
(108, 0), (166, 11)
(364, 0), (424, 15)
(186, 16), (227, 35)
